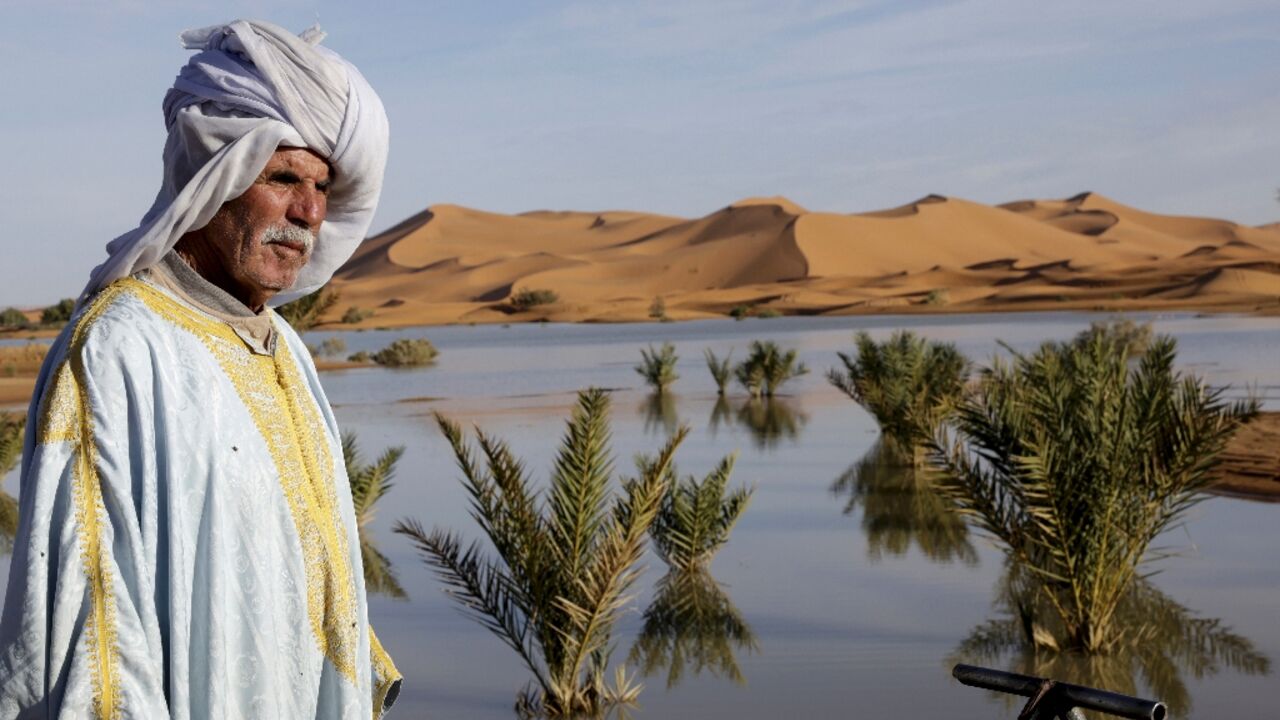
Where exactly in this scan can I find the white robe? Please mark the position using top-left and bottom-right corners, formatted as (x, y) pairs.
(0, 276), (400, 719)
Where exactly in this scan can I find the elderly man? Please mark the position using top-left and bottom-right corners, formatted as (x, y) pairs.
(0, 20), (399, 719)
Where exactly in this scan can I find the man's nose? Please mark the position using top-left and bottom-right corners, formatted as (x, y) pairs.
(287, 184), (327, 230)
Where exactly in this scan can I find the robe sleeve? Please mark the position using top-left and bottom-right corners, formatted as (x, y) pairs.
(0, 312), (170, 719)
(368, 626), (401, 718)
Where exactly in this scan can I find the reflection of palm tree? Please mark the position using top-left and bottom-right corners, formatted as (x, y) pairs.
(735, 398), (806, 450)
(708, 396), (734, 437)
(628, 569), (759, 689)
(2, 411), (25, 556)
(831, 441), (975, 565)
(342, 432), (408, 599)
(641, 393), (680, 437)
(951, 565), (1270, 718)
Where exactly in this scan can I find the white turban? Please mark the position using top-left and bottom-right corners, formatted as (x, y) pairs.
(82, 19), (390, 306)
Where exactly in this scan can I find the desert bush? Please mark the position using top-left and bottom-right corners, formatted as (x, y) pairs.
(343, 432), (406, 599)
(648, 456), (751, 572)
(1072, 317), (1153, 359)
(0, 308), (30, 330)
(734, 340), (807, 398)
(510, 288), (559, 311)
(728, 304), (751, 320)
(704, 349), (732, 396)
(756, 308), (781, 319)
(648, 296), (668, 321)
(347, 351), (372, 363)
(318, 337), (347, 358)
(827, 330), (970, 460)
(923, 288), (949, 306)
(636, 342), (679, 394)
(372, 338), (438, 368)
(277, 285), (339, 331)
(342, 306), (374, 324)
(40, 298), (75, 326)
(927, 334), (1257, 653)
(396, 389), (681, 716)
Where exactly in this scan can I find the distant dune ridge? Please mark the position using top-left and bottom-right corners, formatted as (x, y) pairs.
(329, 192), (1280, 326)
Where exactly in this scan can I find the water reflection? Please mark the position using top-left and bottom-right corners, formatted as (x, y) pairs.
(628, 569), (759, 689)
(734, 398), (807, 450)
(951, 565), (1271, 717)
(831, 441), (976, 565)
(640, 393), (681, 437)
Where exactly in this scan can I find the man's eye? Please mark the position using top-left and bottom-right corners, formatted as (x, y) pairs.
(270, 172), (301, 185)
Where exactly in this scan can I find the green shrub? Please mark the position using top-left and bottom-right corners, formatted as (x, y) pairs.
(40, 298), (75, 326)
(636, 343), (679, 394)
(648, 456), (751, 572)
(734, 340), (807, 398)
(827, 330), (970, 460)
(341, 306), (374, 324)
(347, 350), (372, 363)
(923, 289), (949, 306)
(648, 296), (668, 321)
(510, 287), (559, 310)
(372, 338), (438, 368)
(277, 286), (339, 331)
(704, 349), (732, 396)
(728, 304), (751, 321)
(756, 308), (781, 319)
(343, 432), (406, 599)
(0, 308), (30, 330)
(927, 334), (1257, 653)
(396, 389), (682, 716)
(318, 337), (347, 358)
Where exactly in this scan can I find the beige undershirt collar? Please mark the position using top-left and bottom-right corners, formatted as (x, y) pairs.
(144, 251), (278, 355)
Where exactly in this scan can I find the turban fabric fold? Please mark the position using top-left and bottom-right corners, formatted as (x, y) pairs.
(82, 19), (390, 306)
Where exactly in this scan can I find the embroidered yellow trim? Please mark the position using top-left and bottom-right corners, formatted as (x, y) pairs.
(369, 626), (402, 717)
(120, 278), (361, 683)
(35, 283), (132, 719)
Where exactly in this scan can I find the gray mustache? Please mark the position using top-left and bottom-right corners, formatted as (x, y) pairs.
(262, 224), (316, 253)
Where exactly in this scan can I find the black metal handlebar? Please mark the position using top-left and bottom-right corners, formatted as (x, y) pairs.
(952, 664), (1167, 720)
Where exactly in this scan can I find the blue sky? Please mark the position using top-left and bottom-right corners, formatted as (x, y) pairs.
(2, 1), (1278, 305)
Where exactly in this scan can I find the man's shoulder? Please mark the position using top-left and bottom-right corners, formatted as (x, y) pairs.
(62, 277), (205, 357)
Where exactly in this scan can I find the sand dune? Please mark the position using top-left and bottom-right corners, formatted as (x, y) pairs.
(325, 193), (1280, 326)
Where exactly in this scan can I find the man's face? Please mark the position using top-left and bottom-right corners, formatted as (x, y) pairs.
(201, 147), (332, 301)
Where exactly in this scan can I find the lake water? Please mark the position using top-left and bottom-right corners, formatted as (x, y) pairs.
(3, 312), (1278, 718)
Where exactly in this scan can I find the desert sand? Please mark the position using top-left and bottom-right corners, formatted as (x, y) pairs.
(324, 192), (1280, 327)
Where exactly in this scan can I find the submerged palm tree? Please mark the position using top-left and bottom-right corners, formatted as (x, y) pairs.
(827, 330), (969, 461)
(1, 411), (24, 555)
(628, 569), (758, 689)
(636, 343), (679, 395)
(928, 334), (1256, 653)
(831, 440), (975, 565)
(952, 564), (1269, 718)
(648, 456), (751, 572)
(342, 432), (407, 599)
(396, 389), (682, 717)
(704, 349), (732, 396)
(734, 341), (807, 398)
